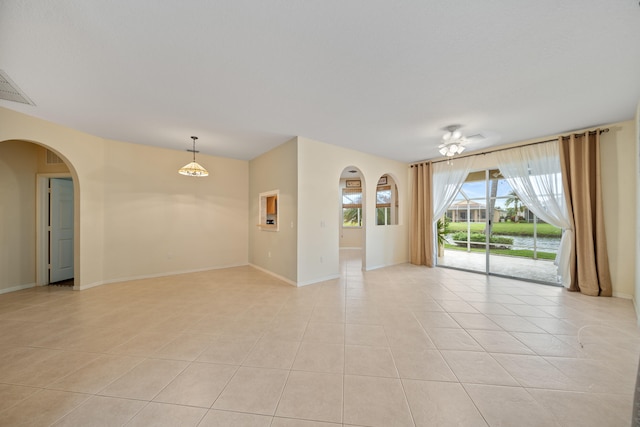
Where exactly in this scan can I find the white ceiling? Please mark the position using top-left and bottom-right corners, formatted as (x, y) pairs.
(1, 1), (639, 163)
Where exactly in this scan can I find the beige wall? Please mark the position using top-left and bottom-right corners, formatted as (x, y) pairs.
(0, 141), (39, 292)
(297, 137), (409, 285)
(600, 120), (637, 298)
(0, 107), (249, 290)
(340, 227), (363, 248)
(249, 138), (298, 283)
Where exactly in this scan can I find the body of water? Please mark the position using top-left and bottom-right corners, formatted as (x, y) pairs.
(447, 234), (561, 254)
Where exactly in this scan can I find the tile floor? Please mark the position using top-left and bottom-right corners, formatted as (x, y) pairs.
(0, 249), (638, 426)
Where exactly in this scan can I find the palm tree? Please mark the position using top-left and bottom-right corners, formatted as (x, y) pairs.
(505, 191), (522, 221)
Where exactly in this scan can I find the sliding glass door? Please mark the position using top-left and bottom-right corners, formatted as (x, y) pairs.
(437, 169), (562, 285)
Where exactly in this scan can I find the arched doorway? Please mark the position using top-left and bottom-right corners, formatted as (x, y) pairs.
(0, 139), (80, 293)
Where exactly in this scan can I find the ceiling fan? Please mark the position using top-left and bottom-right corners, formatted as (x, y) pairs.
(438, 125), (468, 157)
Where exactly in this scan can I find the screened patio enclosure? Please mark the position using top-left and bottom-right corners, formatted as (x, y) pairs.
(437, 169), (563, 285)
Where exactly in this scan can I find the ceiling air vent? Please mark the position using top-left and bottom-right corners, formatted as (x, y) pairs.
(46, 149), (64, 165)
(466, 134), (486, 141)
(0, 69), (36, 106)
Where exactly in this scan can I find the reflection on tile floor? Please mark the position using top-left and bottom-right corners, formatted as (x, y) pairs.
(0, 249), (638, 426)
(438, 249), (560, 284)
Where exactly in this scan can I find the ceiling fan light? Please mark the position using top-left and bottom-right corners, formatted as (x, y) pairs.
(452, 130), (462, 140)
(442, 132), (452, 141)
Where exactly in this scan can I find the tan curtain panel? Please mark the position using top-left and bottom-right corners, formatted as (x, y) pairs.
(559, 130), (612, 296)
(410, 162), (434, 266)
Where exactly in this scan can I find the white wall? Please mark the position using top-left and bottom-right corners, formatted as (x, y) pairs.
(0, 107), (249, 291)
(635, 102), (640, 319)
(297, 137), (409, 285)
(249, 138), (298, 283)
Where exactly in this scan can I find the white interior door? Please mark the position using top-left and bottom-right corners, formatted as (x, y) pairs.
(50, 178), (74, 283)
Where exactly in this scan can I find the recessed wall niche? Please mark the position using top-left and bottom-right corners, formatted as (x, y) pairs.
(258, 190), (279, 231)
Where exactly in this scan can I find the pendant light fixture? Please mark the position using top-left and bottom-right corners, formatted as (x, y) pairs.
(178, 136), (209, 177)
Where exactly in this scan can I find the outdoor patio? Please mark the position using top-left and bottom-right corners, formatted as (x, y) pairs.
(438, 249), (560, 285)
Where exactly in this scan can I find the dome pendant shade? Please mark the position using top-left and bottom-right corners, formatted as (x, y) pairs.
(178, 136), (209, 177)
(178, 161), (209, 177)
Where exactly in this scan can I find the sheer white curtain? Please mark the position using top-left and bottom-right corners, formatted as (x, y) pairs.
(432, 157), (474, 263)
(495, 141), (573, 287)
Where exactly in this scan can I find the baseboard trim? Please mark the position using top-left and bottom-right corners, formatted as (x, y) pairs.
(613, 291), (633, 300)
(248, 264), (340, 287)
(0, 282), (36, 294)
(248, 264), (297, 286)
(76, 263), (249, 291)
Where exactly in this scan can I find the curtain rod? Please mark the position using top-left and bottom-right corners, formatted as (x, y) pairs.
(410, 128), (609, 167)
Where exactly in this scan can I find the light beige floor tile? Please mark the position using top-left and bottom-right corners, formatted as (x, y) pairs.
(292, 341), (344, 373)
(272, 418), (341, 427)
(441, 350), (519, 386)
(242, 337), (300, 369)
(403, 379), (488, 427)
(492, 353), (580, 391)
(310, 306), (346, 323)
(197, 336), (258, 365)
(501, 303), (555, 318)
(0, 389), (90, 427)
(0, 347), (64, 381)
(385, 327), (436, 352)
(0, 260), (638, 427)
(468, 302), (515, 315)
(262, 322), (308, 341)
(345, 345), (398, 378)
(2, 349), (101, 387)
(0, 383), (39, 413)
(276, 371), (343, 423)
(154, 333), (214, 361)
(126, 402), (207, 427)
(212, 366), (289, 415)
(153, 362), (237, 407)
(427, 328), (483, 351)
(528, 388), (633, 427)
(343, 375), (414, 427)
(49, 354), (143, 394)
(523, 316), (580, 335)
(486, 314), (546, 333)
(544, 356), (636, 394)
(99, 358), (188, 400)
(109, 331), (177, 357)
(413, 311), (460, 329)
(511, 332), (585, 358)
(467, 330), (535, 354)
(345, 323), (388, 346)
(52, 395), (146, 426)
(437, 300), (479, 313)
(464, 383), (560, 427)
(346, 307), (383, 324)
(449, 312), (502, 331)
(303, 322), (345, 344)
(199, 409), (273, 427)
(391, 349), (457, 382)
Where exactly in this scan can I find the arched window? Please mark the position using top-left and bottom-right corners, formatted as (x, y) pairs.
(376, 174), (398, 225)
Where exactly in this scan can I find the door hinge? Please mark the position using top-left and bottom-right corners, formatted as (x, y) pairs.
(47, 264), (52, 270)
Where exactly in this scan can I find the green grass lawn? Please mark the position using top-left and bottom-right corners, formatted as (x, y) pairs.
(444, 244), (557, 260)
(446, 221), (562, 237)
